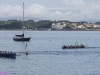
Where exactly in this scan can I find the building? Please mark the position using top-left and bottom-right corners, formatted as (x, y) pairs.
(52, 22), (66, 30)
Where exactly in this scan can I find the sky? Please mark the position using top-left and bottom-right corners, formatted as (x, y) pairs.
(0, 0), (100, 22)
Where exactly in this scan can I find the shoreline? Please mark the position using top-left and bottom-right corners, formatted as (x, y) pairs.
(0, 29), (100, 31)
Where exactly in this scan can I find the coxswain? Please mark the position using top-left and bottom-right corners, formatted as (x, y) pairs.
(10, 51), (12, 54)
(5, 51), (7, 53)
(2, 51), (4, 53)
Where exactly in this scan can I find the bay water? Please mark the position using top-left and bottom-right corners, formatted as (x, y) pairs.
(0, 31), (100, 75)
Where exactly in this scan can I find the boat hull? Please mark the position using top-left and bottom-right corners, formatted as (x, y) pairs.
(62, 45), (85, 49)
(13, 37), (31, 41)
(0, 52), (16, 59)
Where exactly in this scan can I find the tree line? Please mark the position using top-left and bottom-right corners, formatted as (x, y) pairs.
(0, 20), (53, 29)
(0, 19), (100, 30)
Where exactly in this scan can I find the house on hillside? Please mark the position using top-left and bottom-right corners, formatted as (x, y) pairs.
(51, 22), (66, 30)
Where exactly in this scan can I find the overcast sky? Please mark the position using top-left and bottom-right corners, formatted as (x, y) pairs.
(0, 0), (100, 22)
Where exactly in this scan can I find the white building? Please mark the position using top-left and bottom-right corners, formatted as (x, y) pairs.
(93, 24), (100, 28)
(52, 22), (66, 30)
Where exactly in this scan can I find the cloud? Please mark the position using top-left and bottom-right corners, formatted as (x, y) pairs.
(0, 4), (49, 19)
(58, 0), (100, 21)
(26, 4), (48, 18)
(0, 5), (22, 18)
(62, 0), (85, 7)
(0, 1), (100, 22)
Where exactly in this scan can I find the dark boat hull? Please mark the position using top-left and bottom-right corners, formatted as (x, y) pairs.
(0, 52), (16, 59)
(62, 45), (85, 49)
(13, 37), (31, 41)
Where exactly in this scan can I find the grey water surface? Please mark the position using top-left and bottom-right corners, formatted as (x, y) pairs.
(0, 31), (100, 75)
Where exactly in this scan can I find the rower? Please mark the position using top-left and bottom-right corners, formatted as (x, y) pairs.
(10, 51), (12, 54)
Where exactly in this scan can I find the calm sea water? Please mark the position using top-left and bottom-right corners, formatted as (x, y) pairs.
(0, 31), (100, 75)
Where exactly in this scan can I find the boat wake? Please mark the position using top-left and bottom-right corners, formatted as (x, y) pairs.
(85, 47), (100, 49)
(15, 48), (100, 56)
(62, 46), (100, 49)
(16, 51), (67, 56)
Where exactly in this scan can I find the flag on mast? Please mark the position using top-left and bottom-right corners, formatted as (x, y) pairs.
(75, 39), (78, 44)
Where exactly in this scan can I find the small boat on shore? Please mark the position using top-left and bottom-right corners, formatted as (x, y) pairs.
(62, 44), (85, 49)
(0, 51), (16, 59)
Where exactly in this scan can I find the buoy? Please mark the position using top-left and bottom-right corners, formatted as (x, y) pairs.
(26, 52), (28, 55)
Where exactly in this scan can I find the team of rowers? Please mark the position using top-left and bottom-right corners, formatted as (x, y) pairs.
(0, 51), (16, 59)
(62, 44), (85, 49)
(0, 51), (14, 54)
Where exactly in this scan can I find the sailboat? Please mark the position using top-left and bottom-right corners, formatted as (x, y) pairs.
(13, 3), (31, 41)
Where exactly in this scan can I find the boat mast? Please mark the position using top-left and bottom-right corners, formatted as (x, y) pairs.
(23, 2), (24, 34)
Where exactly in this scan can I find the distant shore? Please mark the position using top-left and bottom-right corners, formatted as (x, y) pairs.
(0, 29), (100, 31)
